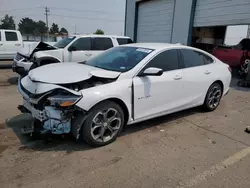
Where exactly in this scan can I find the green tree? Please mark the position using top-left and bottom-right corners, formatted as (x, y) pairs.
(94, 29), (104, 35)
(50, 23), (59, 34)
(0, 14), (15, 29)
(36, 20), (47, 34)
(18, 17), (37, 34)
(59, 27), (68, 34)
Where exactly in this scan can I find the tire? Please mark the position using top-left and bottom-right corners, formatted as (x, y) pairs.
(203, 82), (223, 111)
(81, 101), (124, 147)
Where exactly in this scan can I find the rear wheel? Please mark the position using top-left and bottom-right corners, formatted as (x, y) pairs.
(203, 83), (222, 111)
(81, 101), (124, 147)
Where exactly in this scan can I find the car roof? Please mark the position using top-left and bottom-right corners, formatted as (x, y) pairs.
(122, 43), (185, 49)
(71, 34), (131, 39)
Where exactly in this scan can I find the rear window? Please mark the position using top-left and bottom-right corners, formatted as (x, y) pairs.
(5, 31), (18, 41)
(117, 38), (133, 45)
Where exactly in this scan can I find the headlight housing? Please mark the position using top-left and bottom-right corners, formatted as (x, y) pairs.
(47, 94), (82, 107)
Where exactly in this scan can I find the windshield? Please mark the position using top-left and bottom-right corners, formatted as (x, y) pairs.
(84, 46), (153, 72)
(54, 36), (76, 48)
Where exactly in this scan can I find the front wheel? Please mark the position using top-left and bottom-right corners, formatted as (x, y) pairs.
(81, 101), (124, 147)
(203, 83), (223, 111)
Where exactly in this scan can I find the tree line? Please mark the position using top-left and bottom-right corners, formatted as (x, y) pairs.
(0, 14), (68, 35)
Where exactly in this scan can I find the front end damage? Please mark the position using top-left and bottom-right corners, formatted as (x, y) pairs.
(17, 77), (84, 137)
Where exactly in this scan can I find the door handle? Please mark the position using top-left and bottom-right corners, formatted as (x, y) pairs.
(174, 75), (182, 80)
(15, 44), (21, 46)
(0, 44), (3, 46)
(85, 53), (92, 56)
(204, 70), (211, 75)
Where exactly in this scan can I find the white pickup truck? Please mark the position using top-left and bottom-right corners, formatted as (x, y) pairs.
(12, 35), (133, 76)
(0, 29), (23, 60)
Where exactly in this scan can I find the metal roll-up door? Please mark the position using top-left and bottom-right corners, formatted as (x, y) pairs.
(194, 0), (250, 27)
(136, 0), (175, 43)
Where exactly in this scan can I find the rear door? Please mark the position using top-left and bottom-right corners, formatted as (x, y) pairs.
(180, 49), (215, 107)
(4, 31), (21, 59)
(133, 49), (185, 120)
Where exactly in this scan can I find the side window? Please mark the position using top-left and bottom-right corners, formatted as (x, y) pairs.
(143, 50), (179, 72)
(5, 31), (18, 41)
(180, 49), (206, 68)
(203, 53), (214, 65)
(92, 38), (113, 50)
(70, 37), (91, 51)
(117, 38), (133, 45)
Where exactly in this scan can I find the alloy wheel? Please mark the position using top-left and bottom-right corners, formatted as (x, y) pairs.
(207, 85), (222, 109)
(90, 108), (121, 142)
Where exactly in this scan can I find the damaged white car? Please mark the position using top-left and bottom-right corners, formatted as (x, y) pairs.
(12, 35), (133, 77)
(18, 43), (231, 146)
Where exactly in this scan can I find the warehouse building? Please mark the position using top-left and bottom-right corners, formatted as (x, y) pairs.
(124, 0), (250, 48)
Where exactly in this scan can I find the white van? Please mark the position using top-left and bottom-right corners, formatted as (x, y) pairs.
(0, 29), (23, 60)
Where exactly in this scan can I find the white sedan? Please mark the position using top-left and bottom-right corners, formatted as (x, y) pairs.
(18, 43), (231, 146)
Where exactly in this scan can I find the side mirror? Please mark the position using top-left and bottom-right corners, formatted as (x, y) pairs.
(140, 67), (163, 76)
(68, 46), (76, 52)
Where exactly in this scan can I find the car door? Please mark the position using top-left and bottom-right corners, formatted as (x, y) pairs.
(0, 31), (5, 59)
(213, 47), (243, 67)
(133, 49), (185, 120)
(4, 31), (21, 59)
(180, 49), (215, 108)
(66, 37), (92, 62)
(91, 37), (114, 57)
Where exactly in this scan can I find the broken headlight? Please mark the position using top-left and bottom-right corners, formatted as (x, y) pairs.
(47, 94), (82, 107)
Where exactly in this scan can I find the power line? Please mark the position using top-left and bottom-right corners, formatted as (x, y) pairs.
(50, 14), (124, 22)
(0, 7), (42, 12)
(49, 7), (123, 15)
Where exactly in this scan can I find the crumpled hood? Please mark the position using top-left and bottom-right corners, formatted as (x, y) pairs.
(18, 41), (57, 58)
(28, 63), (121, 84)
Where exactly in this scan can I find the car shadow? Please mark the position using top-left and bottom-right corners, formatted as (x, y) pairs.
(6, 107), (205, 152)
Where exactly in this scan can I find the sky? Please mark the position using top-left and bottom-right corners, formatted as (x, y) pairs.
(0, 0), (126, 35)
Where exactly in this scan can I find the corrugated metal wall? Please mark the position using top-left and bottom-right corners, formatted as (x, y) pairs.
(194, 0), (250, 27)
(136, 0), (175, 42)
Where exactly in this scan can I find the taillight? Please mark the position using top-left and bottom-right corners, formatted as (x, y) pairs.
(248, 51), (250, 57)
(228, 66), (232, 73)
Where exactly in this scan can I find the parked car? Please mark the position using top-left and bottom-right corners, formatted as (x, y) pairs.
(0, 29), (23, 60)
(18, 43), (231, 146)
(212, 38), (250, 68)
(12, 35), (133, 76)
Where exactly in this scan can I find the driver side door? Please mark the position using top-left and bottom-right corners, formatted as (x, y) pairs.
(65, 37), (92, 62)
(133, 49), (185, 120)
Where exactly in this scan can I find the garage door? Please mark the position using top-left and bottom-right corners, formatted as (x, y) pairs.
(194, 0), (250, 27)
(136, 0), (175, 43)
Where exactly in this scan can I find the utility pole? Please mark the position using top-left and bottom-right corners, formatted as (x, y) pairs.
(74, 24), (77, 34)
(45, 7), (50, 41)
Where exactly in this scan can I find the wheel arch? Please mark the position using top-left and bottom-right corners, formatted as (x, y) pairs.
(88, 98), (130, 125)
(212, 80), (224, 94)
